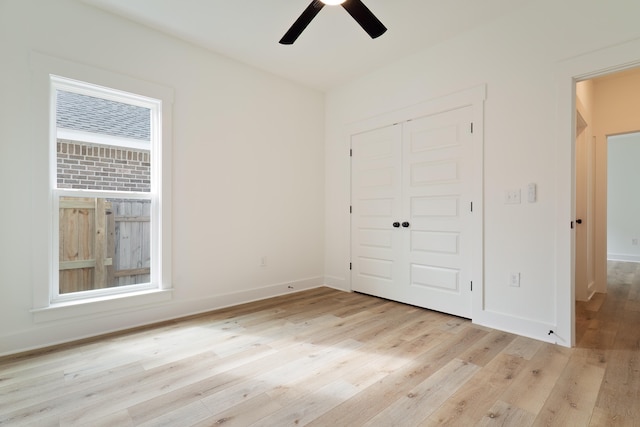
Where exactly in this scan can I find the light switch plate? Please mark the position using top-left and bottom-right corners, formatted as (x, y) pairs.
(528, 183), (537, 203)
(509, 272), (521, 287)
(505, 189), (521, 204)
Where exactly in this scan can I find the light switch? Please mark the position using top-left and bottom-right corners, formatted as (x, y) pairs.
(509, 272), (521, 287)
(527, 183), (537, 203)
(505, 189), (521, 204)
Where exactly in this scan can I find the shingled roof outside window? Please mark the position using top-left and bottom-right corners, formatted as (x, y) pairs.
(56, 90), (151, 142)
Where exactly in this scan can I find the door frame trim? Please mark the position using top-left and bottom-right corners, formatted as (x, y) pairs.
(555, 38), (640, 347)
(346, 85), (486, 321)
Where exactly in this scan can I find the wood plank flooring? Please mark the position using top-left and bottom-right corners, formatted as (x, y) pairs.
(1, 264), (638, 426)
(574, 261), (640, 426)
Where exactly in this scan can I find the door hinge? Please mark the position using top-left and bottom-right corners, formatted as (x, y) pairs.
(470, 281), (473, 291)
(350, 262), (352, 270)
(470, 201), (473, 212)
(350, 205), (352, 214)
(350, 148), (353, 157)
(571, 221), (574, 229)
(470, 122), (474, 134)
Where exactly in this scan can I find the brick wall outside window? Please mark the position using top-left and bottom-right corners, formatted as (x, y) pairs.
(57, 140), (150, 192)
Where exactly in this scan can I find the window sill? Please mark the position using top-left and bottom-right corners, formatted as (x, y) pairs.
(31, 288), (173, 323)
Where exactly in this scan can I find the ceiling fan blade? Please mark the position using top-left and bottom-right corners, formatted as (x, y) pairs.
(279, 1), (325, 45)
(341, 0), (387, 39)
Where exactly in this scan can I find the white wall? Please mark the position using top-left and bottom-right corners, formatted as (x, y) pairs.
(607, 133), (640, 261)
(0, 0), (325, 355)
(325, 0), (640, 344)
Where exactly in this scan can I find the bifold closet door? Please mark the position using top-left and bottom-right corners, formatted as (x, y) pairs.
(350, 124), (405, 302)
(401, 106), (473, 318)
(351, 125), (406, 300)
(351, 106), (474, 319)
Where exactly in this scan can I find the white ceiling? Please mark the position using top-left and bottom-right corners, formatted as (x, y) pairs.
(81, 0), (529, 91)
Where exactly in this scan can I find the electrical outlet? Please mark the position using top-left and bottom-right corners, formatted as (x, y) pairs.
(509, 272), (521, 287)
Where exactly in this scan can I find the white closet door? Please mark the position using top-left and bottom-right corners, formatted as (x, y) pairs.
(351, 106), (474, 319)
(402, 106), (473, 318)
(350, 124), (404, 301)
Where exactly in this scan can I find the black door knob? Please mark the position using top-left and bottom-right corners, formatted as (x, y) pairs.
(392, 222), (400, 228)
(402, 222), (410, 228)
(576, 219), (583, 224)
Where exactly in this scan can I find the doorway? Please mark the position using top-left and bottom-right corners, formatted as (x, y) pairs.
(574, 69), (640, 347)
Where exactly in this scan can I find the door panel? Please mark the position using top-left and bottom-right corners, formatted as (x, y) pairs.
(411, 231), (459, 254)
(412, 196), (459, 217)
(351, 124), (403, 299)
(411, 161), (459, 185)
(410, 264), (460, 291)
(404, 107), (473, 317)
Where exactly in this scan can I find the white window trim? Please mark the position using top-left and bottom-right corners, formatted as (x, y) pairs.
(57, 128), (151, 151)
(29, 52), (173, 322)
(51, 76), (160, 304)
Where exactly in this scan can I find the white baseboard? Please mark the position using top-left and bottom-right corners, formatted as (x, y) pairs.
(1, 276), (326, 357)
(607, 253), (640, 263)
(323, 275), (349, 291)
(473, 309), (561, 346)
(586, 280), (596, 300)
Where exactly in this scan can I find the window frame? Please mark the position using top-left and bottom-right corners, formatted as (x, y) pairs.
(29, 52), (173, 321)
(51, 76), (160, 303)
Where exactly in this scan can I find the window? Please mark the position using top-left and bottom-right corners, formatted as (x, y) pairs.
(51, 76), (162, 303)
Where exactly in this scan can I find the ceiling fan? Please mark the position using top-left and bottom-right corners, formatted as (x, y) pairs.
(280, 0), (387, 45)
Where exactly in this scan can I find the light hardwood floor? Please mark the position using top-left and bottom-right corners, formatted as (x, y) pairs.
(1, 265), (638, 426)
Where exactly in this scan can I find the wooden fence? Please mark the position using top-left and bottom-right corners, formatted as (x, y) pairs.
(59, 197), (151, 294)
